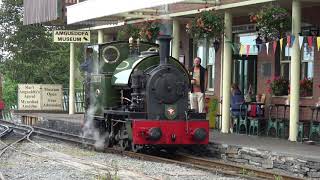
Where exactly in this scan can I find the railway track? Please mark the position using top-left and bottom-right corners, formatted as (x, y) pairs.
(0, 119), (303, 180)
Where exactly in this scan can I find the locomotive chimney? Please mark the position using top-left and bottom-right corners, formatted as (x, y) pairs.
(158, 35), (172, 65)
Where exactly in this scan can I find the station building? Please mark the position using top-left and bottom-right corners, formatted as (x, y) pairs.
(23, 0), (320, 142)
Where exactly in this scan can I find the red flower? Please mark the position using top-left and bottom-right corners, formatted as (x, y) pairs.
(266, 79), (271, 84)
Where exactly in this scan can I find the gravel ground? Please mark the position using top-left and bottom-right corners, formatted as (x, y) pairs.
(0, 137), (245, 180)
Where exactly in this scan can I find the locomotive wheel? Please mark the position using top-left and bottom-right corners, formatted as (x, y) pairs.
(119, 139), (129, 151)
(131, 141), (142, 153)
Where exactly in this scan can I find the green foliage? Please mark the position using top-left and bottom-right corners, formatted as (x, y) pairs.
(2, 77), (17, 109)
(139, 21), (160, 42)
(186, 10), (224, 40)
(250, 5), (291, 40)
(0, 0), (84, 107)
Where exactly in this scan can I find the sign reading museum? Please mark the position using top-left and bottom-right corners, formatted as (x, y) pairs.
(53, 30), (90, 43)
(18, 84), (63, 111)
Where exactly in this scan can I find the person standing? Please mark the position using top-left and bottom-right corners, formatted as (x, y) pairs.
(80, 47), (94, 110)
(189, 57), (207, 113)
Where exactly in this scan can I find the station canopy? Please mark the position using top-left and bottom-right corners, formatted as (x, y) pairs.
(66, 0), (221, 27)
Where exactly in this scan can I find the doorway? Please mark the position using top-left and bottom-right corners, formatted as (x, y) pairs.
(233, 55), (257, 95)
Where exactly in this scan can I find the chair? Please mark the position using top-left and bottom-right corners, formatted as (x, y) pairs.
(309, 107), (320, 141)
(237, 103), (248, 134)
(248, 94), (266, 136)
(230, 104), (246, 134)
(267, 105), (278, 137)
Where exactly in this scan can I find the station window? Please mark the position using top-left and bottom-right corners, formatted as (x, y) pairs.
(280, 42), (314, 97)
(281, 43), (314, 80)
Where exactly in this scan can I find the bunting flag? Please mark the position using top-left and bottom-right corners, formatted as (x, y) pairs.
(287, 35), (291, 47)
(239, 44), (245, 56)
(224, 35), (320, 56)
(307, 36), (313, 48)
(317, 37), (320, 51)
(246, 45), (250, 57)
(291, 35), (295, 47)
(273, 41), (277, 54)
(299, 36), (304, 49)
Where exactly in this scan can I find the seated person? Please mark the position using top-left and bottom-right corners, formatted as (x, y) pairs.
(231, 84), (245, 116)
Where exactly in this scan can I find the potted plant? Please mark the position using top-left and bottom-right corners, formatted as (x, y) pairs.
(250, 5), (291, 40)
(300, 78), (313, 97)
(267, 76), (289, 96)
(208, 96), (219, 129)
(186, 10), (224, 40)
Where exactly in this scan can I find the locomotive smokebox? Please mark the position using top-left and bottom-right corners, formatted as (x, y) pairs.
(158, 35), (172, 65)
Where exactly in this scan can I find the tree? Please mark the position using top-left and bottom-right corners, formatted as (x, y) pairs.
(0, 0), (84, 108)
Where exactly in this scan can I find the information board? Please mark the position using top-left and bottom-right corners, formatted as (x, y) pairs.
(18, 84), (63, 111)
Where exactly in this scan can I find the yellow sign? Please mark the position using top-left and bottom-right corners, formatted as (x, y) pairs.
(53, 30), (90, 43)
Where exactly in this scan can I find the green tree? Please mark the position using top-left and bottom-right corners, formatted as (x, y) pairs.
(0, 0), (84, 108)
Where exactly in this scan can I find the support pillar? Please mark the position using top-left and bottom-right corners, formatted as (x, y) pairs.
(98, 30), (104, 44)
(221, 11), (233, 133)
(172, 19), (180, 59)
(289, 0), (301, 142)
(69, 43), (75, 114)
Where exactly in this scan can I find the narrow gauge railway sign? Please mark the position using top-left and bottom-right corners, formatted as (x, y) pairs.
(53, 30), (90, 43)
(18, 84), (63, 111)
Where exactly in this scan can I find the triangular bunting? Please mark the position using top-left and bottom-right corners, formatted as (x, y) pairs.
(299, 36), (304, 49)
(280, 38), (283, 51)
(273, 41), (277, 54)
(287, 35), (291, 47)
(317, 37), (320, 51)
(246, 45), (250, 57)
(266, 42), (269, 55)
(239, 44), (245, 56)
(307, 36), (313, 48)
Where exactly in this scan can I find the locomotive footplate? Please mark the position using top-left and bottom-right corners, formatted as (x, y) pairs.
(104, 110), (147, 119)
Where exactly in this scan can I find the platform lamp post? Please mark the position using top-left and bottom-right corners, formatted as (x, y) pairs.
(69, 43), (75, 114)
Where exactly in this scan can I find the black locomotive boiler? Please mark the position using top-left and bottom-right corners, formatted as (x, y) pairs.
(83, 35), (209, 151)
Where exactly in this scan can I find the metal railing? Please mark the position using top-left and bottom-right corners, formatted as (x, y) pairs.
(63, 88), (85, 113)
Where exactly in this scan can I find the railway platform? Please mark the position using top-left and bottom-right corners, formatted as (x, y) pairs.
(8, 112), (320, 178)
(209, 130), (320, 178)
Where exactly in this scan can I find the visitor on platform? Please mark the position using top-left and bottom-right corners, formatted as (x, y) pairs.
(189, 57), (208, 113)
(230, 83), (244, 133)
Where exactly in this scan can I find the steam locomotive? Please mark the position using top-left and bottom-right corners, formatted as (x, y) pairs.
(84, 35), (209, 152)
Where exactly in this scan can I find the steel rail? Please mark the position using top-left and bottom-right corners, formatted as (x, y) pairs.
(0, 119), (304, 179)
(0, 124), (11, 138)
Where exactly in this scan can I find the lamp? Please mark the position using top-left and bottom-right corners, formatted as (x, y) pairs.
(213, 40), (220, 52)
(255, 34), (263, 51)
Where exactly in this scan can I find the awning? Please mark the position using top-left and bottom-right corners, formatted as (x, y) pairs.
(66, 0), (186, 25)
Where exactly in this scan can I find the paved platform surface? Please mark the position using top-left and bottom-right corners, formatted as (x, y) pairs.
(209, 130), (320, 161)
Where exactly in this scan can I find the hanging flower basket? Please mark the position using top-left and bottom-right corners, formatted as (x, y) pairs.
(186, 10), (224, 40)
(250, 5), (291, 40)
(139, 21), (160, 43)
